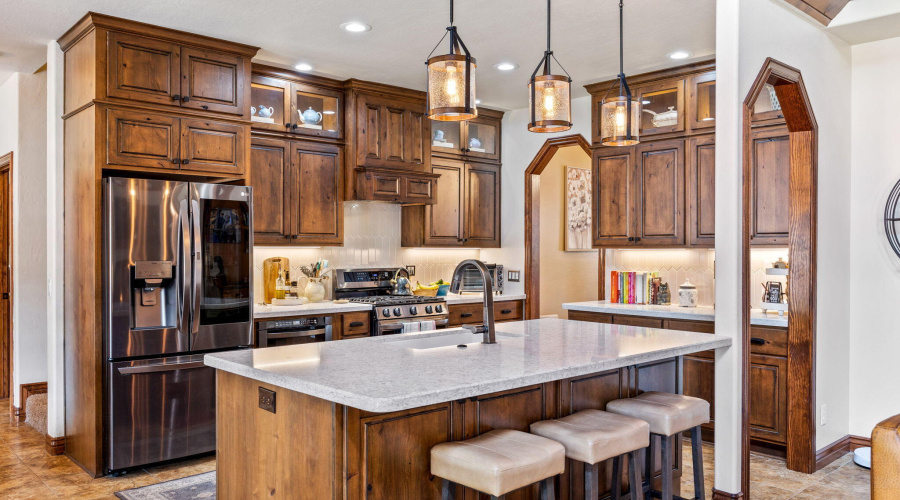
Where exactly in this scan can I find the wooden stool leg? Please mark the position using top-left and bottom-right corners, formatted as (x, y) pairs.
(441, 479), (455, 500)
(644, 434), (655, 493)
(584, 461), (600, 500)
(691, 426), (706, 500)
(660, 434), (673, 500)
(611, 455), (622, 500)
(628, 450), (644, 500)
(539, 477), (555, 500)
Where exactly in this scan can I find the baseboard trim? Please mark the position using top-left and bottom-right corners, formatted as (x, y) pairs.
(45, 434), (66, 455)
(9, 403), (24, 422)
(13, 382), (48, 423)
(815, 434), (872, 471)
(712, 489), (744, 499)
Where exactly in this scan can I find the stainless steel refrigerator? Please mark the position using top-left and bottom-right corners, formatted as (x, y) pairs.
(103, 177), (253, 472)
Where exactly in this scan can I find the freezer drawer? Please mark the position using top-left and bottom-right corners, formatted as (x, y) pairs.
(107, 355), (216, 471)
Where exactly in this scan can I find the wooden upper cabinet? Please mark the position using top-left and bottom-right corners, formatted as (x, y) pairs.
(291, 141), (342, 245)
(249, 75), (292, 132)
(250, 137), (292, 244)
(248, 70), (344, 139)
(424, 160), (465, 246)
(180, 47), (246, 115)
(105, 31), (250, 116)
(431, 110), (503, 163)
(687, 136), (715, 246)
(592, 148), (636, 247)
(106, 108), (180, 170)
(635, 78), (686, 137)
(750, 126), (790, 245)
(464, 163), (501, 247)
(635, 140), (685, 246)
(107, 32), (181, 106)
(179, 118), (248, 175)
(688, 71), (716, 131)
(352, 91), (430, 171)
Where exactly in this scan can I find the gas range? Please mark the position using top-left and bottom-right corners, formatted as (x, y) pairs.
(348, 295), (447, 320)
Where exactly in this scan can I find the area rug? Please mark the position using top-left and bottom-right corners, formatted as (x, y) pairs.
(115, 471), (216, 499)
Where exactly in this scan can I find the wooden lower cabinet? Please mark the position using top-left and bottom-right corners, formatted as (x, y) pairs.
(337, 311), (371, 340)
(447, 300), (524, 327)
(748, 353), (788, 444)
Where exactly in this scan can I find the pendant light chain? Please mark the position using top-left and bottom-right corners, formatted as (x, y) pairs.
(619, 0), (624, 77)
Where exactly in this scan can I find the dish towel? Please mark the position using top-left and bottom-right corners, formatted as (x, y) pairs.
(402, 322), (421, 333)
(401, 321), (437, 333)
(420, 320), (437, 331)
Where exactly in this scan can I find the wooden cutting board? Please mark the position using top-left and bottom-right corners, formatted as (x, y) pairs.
(262, 257), (289, 304)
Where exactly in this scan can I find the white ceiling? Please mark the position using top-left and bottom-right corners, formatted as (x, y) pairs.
(0, 0), (717, 110)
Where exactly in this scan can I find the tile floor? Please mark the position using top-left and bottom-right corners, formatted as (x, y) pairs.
(1, 397), (872, 499)
(0, 399), (215, 499)
(682, 442), (871, 499)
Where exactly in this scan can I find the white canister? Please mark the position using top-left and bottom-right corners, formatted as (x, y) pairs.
(304, 277), (327, 302)
(678, 279), (699, 308)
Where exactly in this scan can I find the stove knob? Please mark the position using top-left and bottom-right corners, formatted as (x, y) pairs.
(393, 307), (402, 317)
(410, 306), (418, 315)
(425, 305), (433, 314)
(382, 308), (391, 317)
(435, 304), (444, 313)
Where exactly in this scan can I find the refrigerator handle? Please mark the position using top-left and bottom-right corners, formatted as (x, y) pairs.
(178, 200), (191, 337)
(191, 198), (202, 335)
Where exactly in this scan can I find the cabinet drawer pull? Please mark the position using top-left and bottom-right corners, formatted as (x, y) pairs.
(750, 337), (766, 346)
(349, 321), (365, 328)
(501, 309), (512, 314)
(460, 313), (473, 318)
(201, 105), (209, 110)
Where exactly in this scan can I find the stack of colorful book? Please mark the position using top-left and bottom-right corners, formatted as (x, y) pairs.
(610, 271), (663, 305)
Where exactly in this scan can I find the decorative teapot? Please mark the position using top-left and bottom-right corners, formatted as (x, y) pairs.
(300, 107), (323, 125)
(257, 106), (275, 119)
(250, 106), (257, 116)
(643, 106), (678, 127)
(433, 129), (445, 142)
(468, 137), (482, 149)
(390, 268), (412, 296)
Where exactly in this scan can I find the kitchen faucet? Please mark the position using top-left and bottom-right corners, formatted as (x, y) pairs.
(450, 259), (496, 344)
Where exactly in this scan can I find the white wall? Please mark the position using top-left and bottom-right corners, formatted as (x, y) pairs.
(848, 35), (900, 438)
(736, 0), (852, 450)
(0, 70), (50, 408)
(480, 96), (593, 292)
(537, 146), (597, 318)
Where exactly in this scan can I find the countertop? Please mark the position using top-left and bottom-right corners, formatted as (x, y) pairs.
(254, 301), (372, 319)
(561, 301), (788, 328)
(205, 318), (731, 413)
(443, 293), (527, 305)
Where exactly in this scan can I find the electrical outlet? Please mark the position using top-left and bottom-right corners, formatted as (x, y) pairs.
(508, 270), (521, 282)
(259, 387), (276, 414)
(405, 265), (416, 277)
(820, 404), (827, 426)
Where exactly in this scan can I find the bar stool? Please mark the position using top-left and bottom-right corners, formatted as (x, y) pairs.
(607, 392), (710, 500)
(431, 429), (565, 500)
(531, 409), (649, 500)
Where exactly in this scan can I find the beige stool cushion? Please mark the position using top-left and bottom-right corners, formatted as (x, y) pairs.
(530, 409), (649, 465)
(431, 429), (565, 497)
(606, 392), (710, 436)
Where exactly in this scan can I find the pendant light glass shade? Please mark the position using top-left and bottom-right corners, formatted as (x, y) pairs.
(600, 96), (640, 146)
(528, 0), (572, 133)
(426, 0), (477, 121)
(427, 54), (477, 121)
(600, 0), (640, 146)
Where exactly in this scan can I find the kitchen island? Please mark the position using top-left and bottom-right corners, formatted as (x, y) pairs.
(205, 318), (731, 500)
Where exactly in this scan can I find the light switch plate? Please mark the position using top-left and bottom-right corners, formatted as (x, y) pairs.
(508, 270), (521, 282)
(259, 387), (276, 413)
(405, 265), (416, 276)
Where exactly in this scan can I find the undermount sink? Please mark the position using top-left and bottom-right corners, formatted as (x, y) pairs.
(386, 331), (512, 350)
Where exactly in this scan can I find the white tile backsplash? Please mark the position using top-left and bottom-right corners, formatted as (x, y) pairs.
(253, 201), (480, 300)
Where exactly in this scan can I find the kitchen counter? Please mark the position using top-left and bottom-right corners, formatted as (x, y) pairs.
(562, 301), (788, 328)
(253, 301), (372, 319)
(205, 318), (730, 413)
(443, 292), (526, 305)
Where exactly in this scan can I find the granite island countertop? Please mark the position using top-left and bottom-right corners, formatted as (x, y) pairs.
(205, 318), (731, 412)
(254, 301), (372, 319)
(561, 301), (788, 328)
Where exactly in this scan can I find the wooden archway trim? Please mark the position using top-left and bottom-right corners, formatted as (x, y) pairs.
(524, 134), (593, 320)
(742, 58), (818, 486)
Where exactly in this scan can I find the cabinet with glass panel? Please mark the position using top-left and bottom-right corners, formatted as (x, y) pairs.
(249, 66), (343, 140)
(431, 108), (503, 163)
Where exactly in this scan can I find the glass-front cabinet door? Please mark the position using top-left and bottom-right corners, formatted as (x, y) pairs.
(636, 79), (685, 136)
(689, 72), (716, 131)
(464, 117), (500, 161)
(431, 121), (463, 156)
(290, 83), (342, 140)
(752, 83), (785, 123)
(250, 75), (292, 132)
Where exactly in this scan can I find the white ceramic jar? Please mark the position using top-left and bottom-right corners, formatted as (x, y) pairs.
(678, 279), (699, 308)
(304, 277), (327, 302)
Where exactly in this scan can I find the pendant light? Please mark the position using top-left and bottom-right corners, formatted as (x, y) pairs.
(426, 0), (477, 121)
(600, 0), (641, 146)
(527, 0), (573, 133)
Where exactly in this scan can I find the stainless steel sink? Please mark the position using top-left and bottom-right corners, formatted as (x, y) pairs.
(386, 331), (513, 350)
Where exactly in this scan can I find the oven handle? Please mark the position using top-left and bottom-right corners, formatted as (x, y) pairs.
(266, 327), (330, 339)
(378, 317), (450, 334)
(117, 361), (207, 375)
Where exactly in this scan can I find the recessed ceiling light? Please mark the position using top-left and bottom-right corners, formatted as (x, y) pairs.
(341, 21), (371, 32)
(494, 62), (518, 71)
(294, 63), (315, 71)
(667, 51), (691, 60)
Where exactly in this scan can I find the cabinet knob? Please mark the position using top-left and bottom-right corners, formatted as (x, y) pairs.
(286, 123), (292, 129)
(182, 96), (190, 102)
(181, 159), (190, 165)
(628, 237), (635, 242)
(171, 159), (179, 164)
(201, 105), (209, 110)
(172, 94), (181, 101)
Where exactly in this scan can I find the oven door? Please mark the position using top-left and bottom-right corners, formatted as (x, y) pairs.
(258, 324), (333, 347)
(376, 317), (450, 336)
